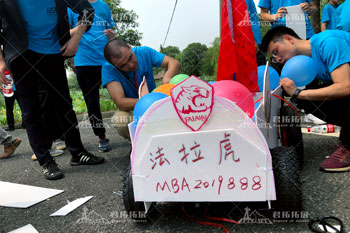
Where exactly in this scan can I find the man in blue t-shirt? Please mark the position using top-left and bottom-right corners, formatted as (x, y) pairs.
(337, 0), (350, 32)
(102, 39), (180, 140)
(258, 0), (316, 39)
(0, 0), (105, 180)
(261, 26), (350, 173)
(68, 0), (115, 153)
(321, 0), (339, 31)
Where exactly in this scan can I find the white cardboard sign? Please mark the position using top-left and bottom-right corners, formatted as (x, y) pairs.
(133, 129), (269, 202)
(285, 5), (307, 39)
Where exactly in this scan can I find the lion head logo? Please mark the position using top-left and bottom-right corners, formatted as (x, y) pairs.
(171, 76), (214, 131)
(175, 85), (211, 114)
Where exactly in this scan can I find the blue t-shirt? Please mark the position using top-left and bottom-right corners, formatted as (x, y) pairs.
(68, 0), (115, 66)
(245, 0), (262, 45)
(310, 30), (350, 84)
(102, 47), (165, 98)
(321, 3), (338, 30)
(337, 0), (350, 32)
(17, 0), (61, 54)
(258, 0), (315, 39)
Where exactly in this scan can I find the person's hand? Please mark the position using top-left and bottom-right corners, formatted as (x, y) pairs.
(60, 35), (81, 57)
(280, 78), (297, 96)
(0, 63), (11, 85)
(300, 2), (311, 13)
(104, 29), (115, 41)
(273, 7), (287, 21)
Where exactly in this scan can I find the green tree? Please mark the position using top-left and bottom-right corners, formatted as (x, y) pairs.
(180, 43), (208, 76)
(200, 37), (220, 76)
(104, 0), (142, 46)
(160, 46), (181, 59)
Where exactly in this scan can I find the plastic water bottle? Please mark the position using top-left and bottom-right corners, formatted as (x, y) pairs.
(307, 124), (341, 134)
(1, 70), (14, 97)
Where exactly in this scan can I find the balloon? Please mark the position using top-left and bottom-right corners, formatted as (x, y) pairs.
(208, 81), (216, 85)
(133, 92), (168, 124)
(152, 83), (175, 96)
(281, 55), (317, 87)
(257, 65), (280, 91)
(212, 80), (254, 118)
(169, 74), (189, 85)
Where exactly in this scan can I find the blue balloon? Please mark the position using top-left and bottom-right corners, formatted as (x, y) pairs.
(257, 65), (280, 92)
(252, 102), (261, 122)
(281, 55), (317, 87)
(133, 92), (168, 124)
(208, 81), (216, 85)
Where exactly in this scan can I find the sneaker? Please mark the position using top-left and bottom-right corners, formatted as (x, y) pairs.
(0, 138), (21, 159)
(31, 149), (64, 161)
(320, 144), (350, 172)
(42, 160), (64, 180)
(70, 150), (105, 166)
(54, 139), (66, 150)
(98, 138), (110, 152)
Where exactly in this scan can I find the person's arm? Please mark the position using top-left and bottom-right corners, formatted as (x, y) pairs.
(300, 1), (317, 16)
(106, 81), (138, 111)
(161, 56), (180, 84)
(61, 24), (87, 57)
(62, 0), (94, 56)
(321, 22), (327, 31)
(260, 7), (287, 22)
(280, 63), (350, 101)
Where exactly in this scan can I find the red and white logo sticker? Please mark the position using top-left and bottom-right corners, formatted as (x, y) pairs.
(171, 76), (214, 131)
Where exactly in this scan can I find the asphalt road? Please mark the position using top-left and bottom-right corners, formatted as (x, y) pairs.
(1, 117), (349, 233)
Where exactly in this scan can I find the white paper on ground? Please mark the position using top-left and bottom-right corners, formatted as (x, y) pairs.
(50, 196), (94, 216)
(0, 181), (64, 208)
(285, 5), (306, 39)
(7, 224), (39, 233)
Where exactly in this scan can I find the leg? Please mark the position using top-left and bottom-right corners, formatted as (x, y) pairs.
(36, 54), (104, 165)
(339, 105), (350, 147)
(35, 53), (84, 155)
(10, 51), (53, 165)
(75, 66), (106, 139)
(298, 98), (350, 172)
(14, 91), (25, 128)
(4, 95), (15, 130)
(111, 110), (133, 141)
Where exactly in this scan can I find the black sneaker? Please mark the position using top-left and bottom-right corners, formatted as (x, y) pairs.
(70, 150), (105, 166)
(42, 160), (64, 180)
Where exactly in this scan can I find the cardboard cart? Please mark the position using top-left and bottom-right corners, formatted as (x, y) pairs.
(123, 65), (303, 220)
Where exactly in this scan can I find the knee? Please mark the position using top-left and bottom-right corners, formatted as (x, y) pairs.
(111, 111), (133, 141)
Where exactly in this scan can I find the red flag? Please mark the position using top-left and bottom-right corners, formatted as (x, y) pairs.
(217, 0), (258, 92)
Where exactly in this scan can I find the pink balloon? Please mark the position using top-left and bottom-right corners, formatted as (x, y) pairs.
(212, 80), (254, 118)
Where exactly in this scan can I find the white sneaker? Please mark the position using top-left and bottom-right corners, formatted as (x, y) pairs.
(303, 114), (326, 125)
(31, 149), (65, 161)
(54, 139), (66, 150)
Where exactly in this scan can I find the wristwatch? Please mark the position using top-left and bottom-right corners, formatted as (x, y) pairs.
(292, 88), (302, 100)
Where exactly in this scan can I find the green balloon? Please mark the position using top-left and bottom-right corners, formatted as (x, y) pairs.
(169, 74), (190, 85)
